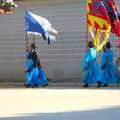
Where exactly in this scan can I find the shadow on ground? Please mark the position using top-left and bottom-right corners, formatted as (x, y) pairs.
(0, 81), (119, 90)
(0, 106), (120, 120)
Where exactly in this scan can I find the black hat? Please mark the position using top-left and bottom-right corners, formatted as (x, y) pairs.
(106, 42), (112, 49)
(88, 41), (93, 48)
(30, 43), (36, 49)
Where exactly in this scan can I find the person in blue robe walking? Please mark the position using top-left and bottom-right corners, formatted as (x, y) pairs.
(37, 68), (48, 87)
(83, 41), (103, 88)
(24, 43), (48, 88)
(24, 43), (39, 87)
(25, 56), (34, 87)
(116, 57), (120, 84)
(35, 54), (48, 87)
(101, 42), (118, 87)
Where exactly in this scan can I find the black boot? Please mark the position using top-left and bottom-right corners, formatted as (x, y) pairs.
(83, 84), (89, 88)
(35, 84), (39, 88)
(42, 84), (48, 87)
(102, 84), (108, 87)
(24, 83), (31, 88)
(97, 82), (102, 88)
(31, 85), (36, 88)
(116, 82), (119, 86)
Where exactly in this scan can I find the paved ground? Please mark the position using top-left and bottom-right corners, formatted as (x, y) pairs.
(0, 85), (120, 120)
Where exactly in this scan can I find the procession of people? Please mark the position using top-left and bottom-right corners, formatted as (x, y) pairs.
(23, 40), (120, 88)
(83, 41), (120, 88)
(0, 0), (120, 89)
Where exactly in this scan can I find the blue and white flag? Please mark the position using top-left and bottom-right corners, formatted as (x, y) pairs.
(25, 11), (58, 44)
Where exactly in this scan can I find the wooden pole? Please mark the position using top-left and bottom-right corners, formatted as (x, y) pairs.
(33, 36), (35, 43)
(23, 0), (28, 51)
(86, 24), (88, 51)
(23, 0), (29, 64)
(86, 15), (88, 51)
(86, 0), (89, 51)
(25, 32), (28, 50)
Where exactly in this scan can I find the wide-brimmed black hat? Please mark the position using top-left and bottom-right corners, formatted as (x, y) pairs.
(30, 43), (36, 49)
(106, 42), (112, 49)
(88, 41), (93, 48)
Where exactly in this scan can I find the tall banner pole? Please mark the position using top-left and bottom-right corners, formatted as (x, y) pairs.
(86, 23), (88, 51)
(26, 32), (28, 50)
(33, 37), (35, 43)
(23, 0), (29, 64)
(86, 0), (88, 51)
(23, 0), (29, 51)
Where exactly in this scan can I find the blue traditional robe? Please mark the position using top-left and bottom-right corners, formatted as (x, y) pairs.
(83, 48), (103, 84)
(25, 51), (39, 86)
(38, 68), (48, 85)
(101, 49), (118, 84)
(25, 51), (48, 86)
(116, 58), (120, 83)
(25, 59), (34, 85)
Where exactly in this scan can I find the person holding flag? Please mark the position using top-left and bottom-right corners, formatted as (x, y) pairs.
(24, 11), (58, 87)
(24, 43), (39, 87)
(24, 42), (48, 88)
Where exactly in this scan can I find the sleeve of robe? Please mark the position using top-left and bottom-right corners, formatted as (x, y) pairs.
(101, 52), (107, 70)
(83, 51), (90, 70)
(26, 51), (30, 59)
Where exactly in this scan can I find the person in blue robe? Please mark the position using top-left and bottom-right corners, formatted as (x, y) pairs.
(24, 43), (48, 88)
(24, 43), (39, 87)
(83, 41), (103, 88)
(35, 56), (48, 87)
(38, 68), (48, 87)
(116, 57), (120, 84)
(101, 42), (118, 87)
(25, 58), (34, 86)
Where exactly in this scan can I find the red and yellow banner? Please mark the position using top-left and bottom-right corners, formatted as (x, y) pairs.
(87, 0), (111, 51)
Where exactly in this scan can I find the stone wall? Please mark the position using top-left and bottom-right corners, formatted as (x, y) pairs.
(0, 0), (119, 82)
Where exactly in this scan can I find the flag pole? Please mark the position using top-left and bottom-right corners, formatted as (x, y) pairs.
(86, 23), (88, 51)
(23, 0), (29, 65)
(23, 0), (29, 51)
(86, 0), (88, 51)
(33, 36), (35, 43)
(25, 32), (28, 50)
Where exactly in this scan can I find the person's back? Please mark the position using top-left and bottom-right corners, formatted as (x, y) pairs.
(103, 49), (113, 67)
(106, 49), (113, 60)
(29, 49), (37, 67)
(101, 42), (118, 86)
(116, 57), (120, 83)
(88, 48), (97, 62)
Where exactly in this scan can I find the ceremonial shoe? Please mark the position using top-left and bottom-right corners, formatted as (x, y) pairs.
(83, 84), (89, 88)
(42, 84), (48, 87)
(102, 84), (108, 87)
